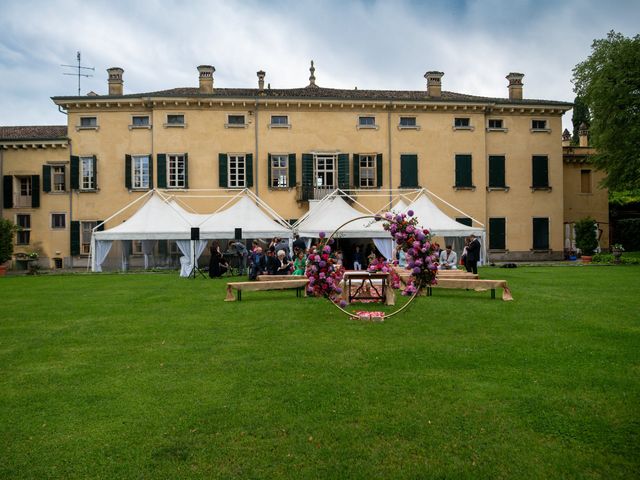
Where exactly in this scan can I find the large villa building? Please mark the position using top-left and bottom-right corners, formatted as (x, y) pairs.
(0, 62), (609, 269)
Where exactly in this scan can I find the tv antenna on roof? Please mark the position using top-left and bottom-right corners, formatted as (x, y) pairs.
(61, 51), (94, 96)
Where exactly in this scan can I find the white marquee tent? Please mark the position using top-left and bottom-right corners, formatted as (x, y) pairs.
(91, 190), (291, 275)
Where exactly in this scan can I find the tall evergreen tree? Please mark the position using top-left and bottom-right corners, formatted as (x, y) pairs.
(571, 96), (590, 145)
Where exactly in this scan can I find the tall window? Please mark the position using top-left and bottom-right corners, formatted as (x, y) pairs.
(19, 177), (32, 197)
(80, 156), (95, 190)
(229, 154), (246, 188)
(489, 218), (506, 250)
(581, 169), (592, 193)
(271, 154), (288, 188)
(400, 154), (418, 188)
(359, 155), (376, 188)
(532, 155), (549, 189)
(81, 221), (97, 255)
(488, 155), (506, 188)
(455, 154), (473, 188)
(314, 155), (335, 188)
(533, 218), (550, 250)
(168, 154), (186, 188)
(132, 155), (150, 189)
(16, 214), (30, 245)
(53, 166), (65, 192)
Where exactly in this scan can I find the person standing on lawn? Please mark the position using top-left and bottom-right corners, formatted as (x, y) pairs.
(465, 234), (481, 274)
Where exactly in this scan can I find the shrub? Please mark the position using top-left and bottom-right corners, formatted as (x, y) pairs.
(0, 218), (18, 265)
(575, 217), (599, 256)
(592, 253), (640, 265)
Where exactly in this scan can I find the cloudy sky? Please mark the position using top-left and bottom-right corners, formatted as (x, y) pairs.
(1, 0), (638, 131)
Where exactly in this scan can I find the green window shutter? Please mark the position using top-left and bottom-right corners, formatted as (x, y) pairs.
(488, 155), (505, 188)
(533, 218), (549, 249)
(288, 153), (296, 188)
(489, 218), (506, 250)
(125, 155), (132, 189)
(338, 153), (349, 189)
(157, 154), (167, 188)
(70, 221), (80, 255)
(183, 153), (189, 189)
(3, 176), (13, 208)
(532, 156), (549, 188)
(245, 154), (253, 188)
(42, 165), (51, 193)
(456, 217), (472, 227)
(267, 153), (273, 188)
(400, 154), (418, 188)
(455, 154), (472, 187)
(31, 175), (40, 208)
(218, 153), (228, 188)
(70, 156), (79, 189)
(148, 154), (154, 189)
(376, 153), (383, 188)
(92, 155), (98, 189)
(245, 153), (253, 188)
(301, 154), (313, 186)
(352, 154), (360, 187)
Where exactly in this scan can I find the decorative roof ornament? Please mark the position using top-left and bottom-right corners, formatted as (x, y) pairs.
(308, 60), (318, 88)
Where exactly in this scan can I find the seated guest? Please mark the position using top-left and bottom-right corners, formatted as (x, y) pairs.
(293, 250), (306, 275)
(276, 249), (293, 275)
(248, 247), (265, 280)
(292, 234), (306, 253)
(439, 245), (458, 270)
(265, 247), (280, 275)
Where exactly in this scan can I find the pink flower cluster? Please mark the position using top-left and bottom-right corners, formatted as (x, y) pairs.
(367, 258), (401, 289)
(383, 210), (438, 295)
(305, 233), (345, 304)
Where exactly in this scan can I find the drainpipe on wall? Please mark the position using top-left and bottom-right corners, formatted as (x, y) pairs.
(68, 139), (73, 269)
(387, 102), (393, 206)
(254, 98), (259, 197)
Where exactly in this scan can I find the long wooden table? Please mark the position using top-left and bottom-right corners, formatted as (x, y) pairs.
(428, 278), (513, 301)
(225, 278), (309, 301)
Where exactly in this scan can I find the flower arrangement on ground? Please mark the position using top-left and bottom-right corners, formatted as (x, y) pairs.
(305, 232), (346, 305)
(367, 257), (401, 289)
(382, 210), (438, 295)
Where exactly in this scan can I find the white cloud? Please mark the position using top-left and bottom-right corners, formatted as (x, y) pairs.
(0, 0), (638, 131)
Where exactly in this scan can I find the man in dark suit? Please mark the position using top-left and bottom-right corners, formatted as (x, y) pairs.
(465, 234), (481, 274)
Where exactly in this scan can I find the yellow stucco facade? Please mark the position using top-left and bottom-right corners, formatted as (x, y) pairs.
(1, 65), (608, 269)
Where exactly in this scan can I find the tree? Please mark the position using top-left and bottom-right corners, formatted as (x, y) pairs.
(0, 218), (17, 265)
(572, 31), (640, 191)
(574, 217), (599, 256)
(571, 95), (589, 145)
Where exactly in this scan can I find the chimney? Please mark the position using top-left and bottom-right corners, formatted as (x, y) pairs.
(107, 67), (124, 96)
(562, 129), (572, 147)
(197, 65), (215, 94)
(257, 70), (266, 91)
(506, 72), (524, 100)
(578, 122), (589, 147)
(308, 60), (317, 87)
(424, 71), (444, 97)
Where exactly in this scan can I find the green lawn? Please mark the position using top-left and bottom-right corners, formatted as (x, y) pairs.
(1, 266), (639, 479)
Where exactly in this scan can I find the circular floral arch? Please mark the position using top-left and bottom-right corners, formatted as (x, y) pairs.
(303, 211), (438, 320)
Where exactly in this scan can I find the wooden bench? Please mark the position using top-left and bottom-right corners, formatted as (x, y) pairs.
(256, 275), (305, 281)
(225, 279), (309, 301)
(428, 278), (513, 301)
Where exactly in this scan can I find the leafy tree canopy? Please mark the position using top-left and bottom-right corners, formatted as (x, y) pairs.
(572, 31), (640, 191)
